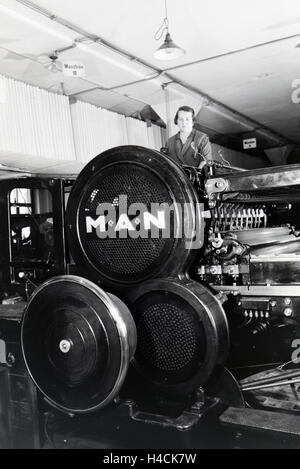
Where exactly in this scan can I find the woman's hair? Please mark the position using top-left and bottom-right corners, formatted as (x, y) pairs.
(174, 106), (195, 125)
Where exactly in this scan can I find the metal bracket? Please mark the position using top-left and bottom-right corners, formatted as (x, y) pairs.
(205, 178), (228, 195)
(120, 396), (220, 432)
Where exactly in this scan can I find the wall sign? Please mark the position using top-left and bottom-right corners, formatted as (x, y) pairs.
(62, 61), (86, 77)
(243, 138), (257, 149)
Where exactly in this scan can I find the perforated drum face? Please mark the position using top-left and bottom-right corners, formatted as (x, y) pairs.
(66, 146), (201, 291)
(128, 279), (229, 395)
(77, 164), (175, 282)
(21, 276), (137, 414)
(133, 292), (206, 385)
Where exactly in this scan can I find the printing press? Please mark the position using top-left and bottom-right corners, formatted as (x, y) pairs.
(0, 145), (300, 449)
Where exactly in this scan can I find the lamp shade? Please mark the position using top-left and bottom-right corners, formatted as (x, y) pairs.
(48, 62), (60, 73)
(154, 32), (185, 61)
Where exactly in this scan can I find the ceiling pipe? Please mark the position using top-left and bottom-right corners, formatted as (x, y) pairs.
(14, 0), (297, 146)
(69, 73), (164, 98)
(196, 101), (287, 144)
(15, 0), (157, 73)
(163, 33), (300, 73)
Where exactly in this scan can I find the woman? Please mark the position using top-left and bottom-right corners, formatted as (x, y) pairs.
(166, 105), (212, 168)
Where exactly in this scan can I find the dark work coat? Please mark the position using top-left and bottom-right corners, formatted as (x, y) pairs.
(166, 129), (212, 168)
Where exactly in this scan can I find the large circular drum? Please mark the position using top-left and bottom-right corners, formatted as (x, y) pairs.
(127, 278), (229, 395)
(66, 146), (203, 292)
(21, 275), (136, 414)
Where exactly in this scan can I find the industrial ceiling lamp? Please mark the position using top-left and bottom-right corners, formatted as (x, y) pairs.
(153, 0), (185, 61)
(44, 52), (61, 73)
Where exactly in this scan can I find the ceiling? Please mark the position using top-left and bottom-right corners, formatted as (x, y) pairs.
(1, 0), (300, 152)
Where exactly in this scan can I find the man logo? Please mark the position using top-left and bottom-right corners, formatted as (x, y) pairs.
(86, 211), (166, 235)
(85, 195), (168, 239)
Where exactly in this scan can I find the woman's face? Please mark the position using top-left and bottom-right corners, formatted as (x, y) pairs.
(177, 110), (193, 134)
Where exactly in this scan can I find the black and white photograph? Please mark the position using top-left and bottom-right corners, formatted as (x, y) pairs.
(0, 0), (300, 452)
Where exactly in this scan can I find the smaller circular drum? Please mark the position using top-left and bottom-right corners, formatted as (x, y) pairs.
(127, 278), (229, 395)
(21, 275), (136, 414)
